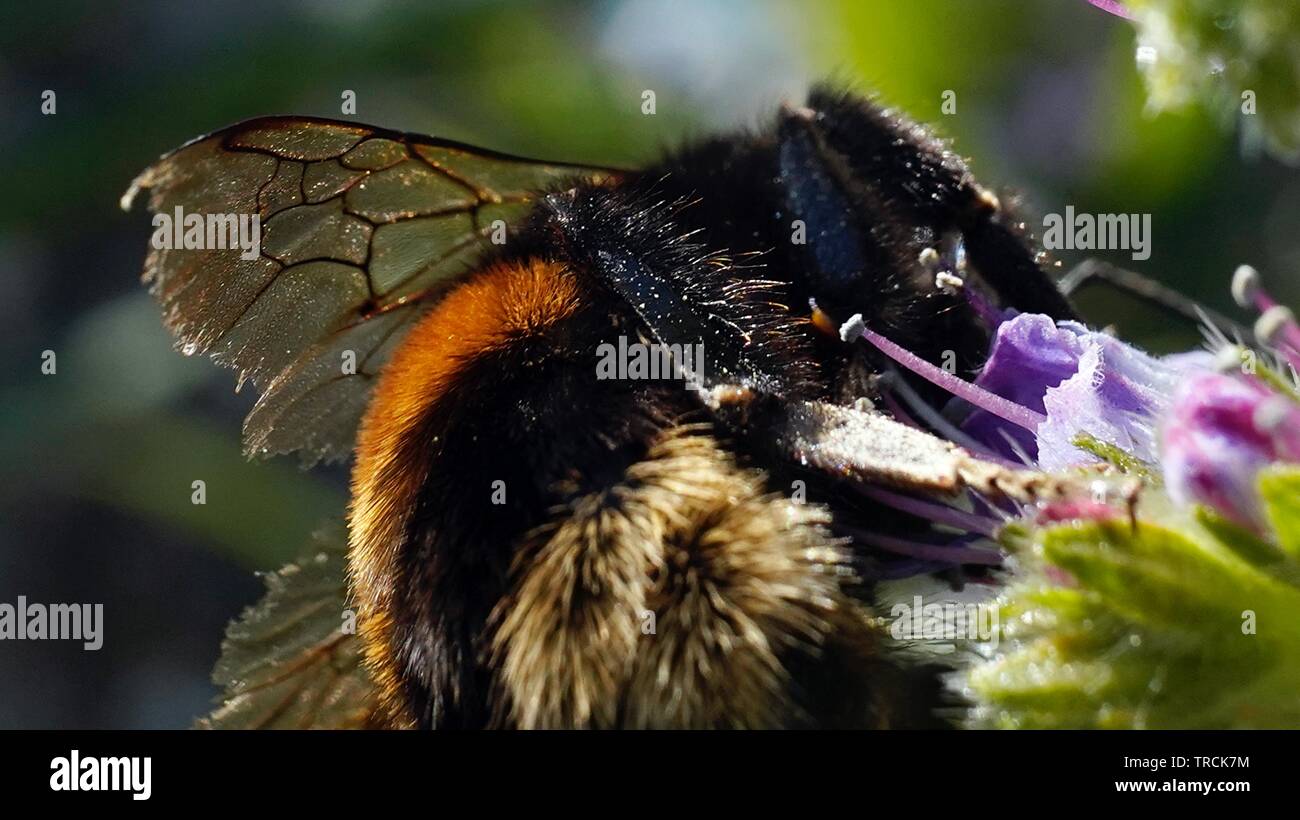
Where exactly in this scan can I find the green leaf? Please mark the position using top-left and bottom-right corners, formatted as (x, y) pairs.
(1260, 464), (1300, 559)
(196, 521), (379, 729)
(967, 514), (1300, 728)
(1196, 506), (1286, 567)
(1071, 432), (1156, 479)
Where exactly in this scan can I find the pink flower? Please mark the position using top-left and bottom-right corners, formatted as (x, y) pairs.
(1161, 372), (1300, 531)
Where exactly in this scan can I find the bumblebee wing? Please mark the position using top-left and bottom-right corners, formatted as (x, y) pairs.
(124, 115), (618, 464)
(197, 521), (379, 729)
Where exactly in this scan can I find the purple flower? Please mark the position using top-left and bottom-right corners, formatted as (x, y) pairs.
(1161, 372), (1300, 531)
(841, 266), (1300, 541)
(1085, 0), (1133, 20)
(960, 313), (1211, 471)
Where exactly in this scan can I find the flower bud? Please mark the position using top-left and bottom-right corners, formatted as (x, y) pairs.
(1161, 372), (1300, 532)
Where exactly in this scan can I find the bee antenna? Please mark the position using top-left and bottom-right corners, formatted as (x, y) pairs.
(1059, 259), (1251, 341)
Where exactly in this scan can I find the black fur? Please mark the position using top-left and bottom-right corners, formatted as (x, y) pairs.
(391, 287), (701, 727)
(627, 85), (1076, 384)
(389, 87), (1074, 727)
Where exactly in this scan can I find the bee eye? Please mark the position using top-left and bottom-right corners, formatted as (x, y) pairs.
(776, 107), (867, 311)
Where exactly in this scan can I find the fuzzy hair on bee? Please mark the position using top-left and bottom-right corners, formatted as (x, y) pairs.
(125, 84), (1075, 729)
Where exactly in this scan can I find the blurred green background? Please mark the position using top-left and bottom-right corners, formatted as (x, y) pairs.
(1, 0), (1296, 728)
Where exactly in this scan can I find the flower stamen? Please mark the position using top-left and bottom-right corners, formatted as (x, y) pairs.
(836, 525), (1004, 566)
(856, 484), (1002, 538)
(840, 313), (1047, 434)
(1233, 265), (1300, 366)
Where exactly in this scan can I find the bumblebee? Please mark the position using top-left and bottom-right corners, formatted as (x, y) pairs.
(125, 86), (1076, 729)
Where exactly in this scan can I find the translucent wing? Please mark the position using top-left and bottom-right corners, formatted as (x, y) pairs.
(197, 520), (378, 729)
(123, 116), (617, 464)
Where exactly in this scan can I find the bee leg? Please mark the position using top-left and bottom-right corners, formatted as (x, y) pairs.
(954, 195), (1081, 321)
(1060, 258), (1251, 339)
